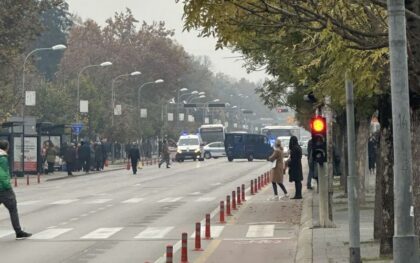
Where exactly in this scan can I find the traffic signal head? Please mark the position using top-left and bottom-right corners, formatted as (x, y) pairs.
(310, 116), (327, 164)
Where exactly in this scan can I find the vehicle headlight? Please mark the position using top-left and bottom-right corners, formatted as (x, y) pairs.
(177, 149), (182, 153)
(195, 148), (200, 153)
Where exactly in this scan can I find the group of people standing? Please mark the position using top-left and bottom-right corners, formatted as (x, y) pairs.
(268, 135), (303, 200)
(62, 140), (108, 176)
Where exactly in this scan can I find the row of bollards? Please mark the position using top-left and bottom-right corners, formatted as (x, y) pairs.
(14, 173), (42, 187)
(162, 171), (271, 263)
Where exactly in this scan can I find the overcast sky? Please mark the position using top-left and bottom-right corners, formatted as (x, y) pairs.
(65, 0), (268, 83)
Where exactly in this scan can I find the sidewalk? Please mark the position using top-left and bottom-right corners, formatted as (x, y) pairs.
(308, 182), (392, 263)
(189, 181), (303, 263)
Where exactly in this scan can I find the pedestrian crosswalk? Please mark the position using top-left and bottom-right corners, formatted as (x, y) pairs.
(0, 224), (282, 241)
(17, 195), (222, 207)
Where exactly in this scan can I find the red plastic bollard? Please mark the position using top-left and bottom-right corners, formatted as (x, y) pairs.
(236, 187), (241, 205)
(205, 214), (211, 240)
(181, 232), (188, 263)
(226, 195), (231, 216)
(258, 177), (261, 190)
(254, 179), (258, 193)
(232, 191), (237, 210)
(37, 173), (40, 184)
(26, 175), (29, 186)
(166, 245), (173, 263)
(251, 180), (254, 195)
(242, 184), (246, 202)
(219, 201), (226, 224)
(195, 222), (203, 251)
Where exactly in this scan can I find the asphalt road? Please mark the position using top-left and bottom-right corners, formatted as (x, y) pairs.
(0, 158), (278, 263)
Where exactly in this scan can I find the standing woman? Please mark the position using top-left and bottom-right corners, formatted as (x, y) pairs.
(287, 136), (303, 199)
(45, 141), (56, 174)
(268, 138), (288, 200)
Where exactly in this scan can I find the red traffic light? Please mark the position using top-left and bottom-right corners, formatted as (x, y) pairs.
(310, 116), (326, 133)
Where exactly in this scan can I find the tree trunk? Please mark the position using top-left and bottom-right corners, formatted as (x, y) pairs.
(378, 127), (394, 255)
(411, 108), (420, 238)
(356, 118), (369, 204)
(373, 139), (383, 240)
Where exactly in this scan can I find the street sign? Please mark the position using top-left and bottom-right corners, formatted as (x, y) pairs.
(114, 105), (122, 115)
(25, 91), (36, 106)
(80, 100), (89, 113)
(72, 123), (83, 135)
(140, 109), (147, 118)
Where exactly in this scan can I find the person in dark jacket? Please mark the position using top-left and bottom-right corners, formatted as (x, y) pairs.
(64, 143), (77, 176)
(0, 140), (32, 239)
(79, 141), (91, 173)
(128, 143), (140, 175)
(94, 142), (104, 171)
(286, 136), (303, 199)
(158, 139), (170, 168)
(368, 135), (377, 175)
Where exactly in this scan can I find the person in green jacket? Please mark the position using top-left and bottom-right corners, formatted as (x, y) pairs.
(0, 140), (32, 239)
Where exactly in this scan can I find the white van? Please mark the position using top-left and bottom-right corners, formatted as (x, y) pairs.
(175, 134), (205, 162)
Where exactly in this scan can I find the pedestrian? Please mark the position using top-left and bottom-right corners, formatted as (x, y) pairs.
(94, 142), (104, 171)
(268, 138), (288, 200)
(45, 141), (57, 174)
(368, 135), (377, 175)
(128, 143), (140, 175)
(158, 139), (170, 168)
(286, 136), (303, 199)
(79, 141), (91, 173)
(101, 139), (108, 169)
(64, 143), (77, 176)
(306, 138), (315, 190)
(0, 140), (32, 239)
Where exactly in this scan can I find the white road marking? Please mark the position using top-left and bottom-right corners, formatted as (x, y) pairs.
(50, 199), (79, 205)
(190, 226), (225, 238)
(121, 198), (144, 203)
(189, 192), (201, 196)
(81, 213), (89, 217)
(70, 218), (78, 221)
(195, 197), (216, 202)
(246, 225), (275, 238)
(85, 199), (112, 204)
(135, 227), (174, 239)
(0, 230), (14, 238)
(31, 228), (72, 240)
(157, 197), (183, 203)
(81, 228), (123, 239)
(211, 182), (222, 186)
(18, 200), (41, 206)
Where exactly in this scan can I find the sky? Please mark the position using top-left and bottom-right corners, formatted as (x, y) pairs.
(65, 0), (268, 83)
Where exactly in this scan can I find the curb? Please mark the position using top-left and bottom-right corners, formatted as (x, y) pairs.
(295, 190), (313, 263)
(45, 166), (125, 182)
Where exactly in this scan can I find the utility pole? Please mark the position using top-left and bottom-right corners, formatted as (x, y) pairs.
(387, 0), (419, 262)
(345, 77), (361, 263)
(325, 96), (334, 221)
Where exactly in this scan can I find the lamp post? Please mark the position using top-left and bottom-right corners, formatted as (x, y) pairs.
(111, 71), (141, 126)
(137, 79), (164, 139)
(77, 61), (112, 124)
(21, 44), (66, 176)
(176, 88), (188, 130)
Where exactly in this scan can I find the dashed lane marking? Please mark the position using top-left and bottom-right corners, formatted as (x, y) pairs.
(157, 197), (183, 203)
(18, 200), (41, 206)
(195, 197), (216, 202)
(121, 198), (144, 203)
(85, 199), (112, 204)
(135, 227), (174, 239)
(50, 199), (79, 205)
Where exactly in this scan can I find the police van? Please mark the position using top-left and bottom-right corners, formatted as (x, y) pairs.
(175, 134), (205, 162)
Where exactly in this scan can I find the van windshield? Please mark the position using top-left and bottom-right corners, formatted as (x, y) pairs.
(178, 138), (199, 146)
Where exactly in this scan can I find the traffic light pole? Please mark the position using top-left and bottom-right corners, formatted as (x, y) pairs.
(317, 163), (333, 227)
(345, 77), (361, 262)
(387, 1), (419, 261)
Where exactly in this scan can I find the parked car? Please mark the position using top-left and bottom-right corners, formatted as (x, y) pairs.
(224, 133), (273, 162)
(203, 142), (226, 159)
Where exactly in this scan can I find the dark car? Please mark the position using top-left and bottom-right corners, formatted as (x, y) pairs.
(224, 133), (273, 162)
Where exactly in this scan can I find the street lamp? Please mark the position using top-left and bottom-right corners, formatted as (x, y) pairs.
(203, 99), (220, 122)
(111, 71), (141, 125)
(21, 44), (66, 176)
(77, 61), (113, 124)
(137, 79), (165, 137)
